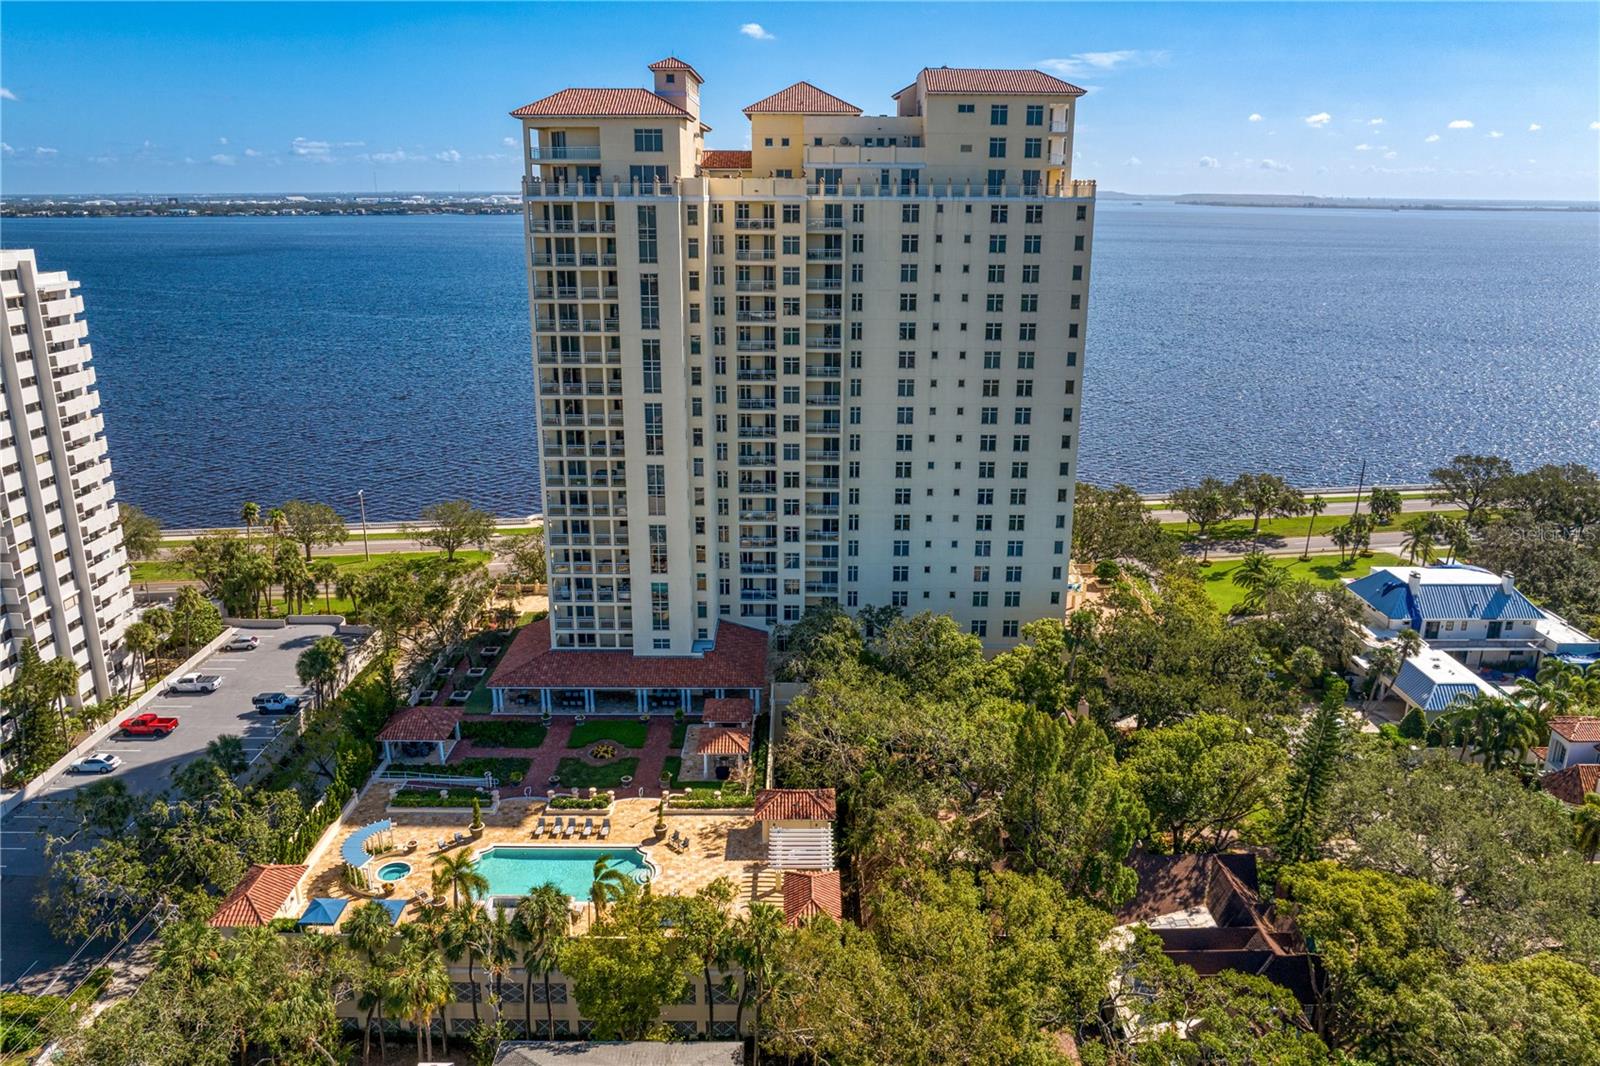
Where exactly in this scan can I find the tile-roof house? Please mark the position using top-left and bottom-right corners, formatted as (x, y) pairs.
(1542, 762), (1600, 806)
(1545, 716), (1600, 772)
(782, 869), (843, 926)
(742, 81), (862, 116)
(209, 864), (308, 928)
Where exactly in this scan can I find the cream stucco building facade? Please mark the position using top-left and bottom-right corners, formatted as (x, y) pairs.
(1, 250), (137, 743)
(513, 59), (1094, 657)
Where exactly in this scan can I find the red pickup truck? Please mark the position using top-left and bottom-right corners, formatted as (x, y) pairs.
(120, 712), (179, 738)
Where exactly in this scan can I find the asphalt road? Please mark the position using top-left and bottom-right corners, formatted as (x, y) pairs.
(0, 623), (357, 991)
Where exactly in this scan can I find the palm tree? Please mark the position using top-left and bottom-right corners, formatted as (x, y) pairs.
(678, 878), (736, 1039)
(1480, 697), (1541, 771)
(432, 850), (489, 908)
(309, 558), (340, 613)
(1401, 518), (1436, 565)
(733, 902), (785, 1065)
(1364, 645), (1403, 707)
(204, 734), (248, 776)
(588, 854), (633, 918)
(343, 901), (395, 1063)
(267, 506), (289, 541)
(1396, 628), (1424, 661)
(122, 620), (159, 696)
(394, 930), (451, 1060)
(241, 501), (261, 544)
(1573, 793), (1600, 862)
(443, 902), (493, 1027)
(482, 906), (517, 1028)
(1229, 552), (1274, 609)
(1301, 493), (1326, 560)
(38, 655), (80, 750)
(510, 883), (570, 1038)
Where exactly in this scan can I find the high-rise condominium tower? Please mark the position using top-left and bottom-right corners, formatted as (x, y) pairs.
(1, 249), (136, 722)
(513, 60), (1093, 658)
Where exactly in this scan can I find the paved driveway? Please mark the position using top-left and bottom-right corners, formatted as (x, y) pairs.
(0, 623), (360, 988)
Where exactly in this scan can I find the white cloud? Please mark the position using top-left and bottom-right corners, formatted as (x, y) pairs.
(0, 87), (17, 102)
(1368, 118), (1385, 126)
(218, 136), (229, 145)
(0, 142), (12, 155)
(1424, 133), (1441, 143)
(1527, 123), (1542, 132)
(368, 149), (414, 164)
(1198, 156), (1219, 168)
(1303, 112), (1332, 127)
(34, 146), (58, 157)
(1248, 113), (1263, 123)
(739, 22), (775, 41)
(1590, 121), (1600, 131)
(244, 147), (262, 157)
(1354, 143), (1373, 151)
(1040, 50), (1168, 78)
(1124, 155), (1142, 166)
(1487, 130), (1503, 139)
(435, 148), (461, 163)
(502, 136), (516, 148)
(1383, 151), (1398, 160)
(291, 137), (332, 160)
(210, 153), (236, 166)
(1447, 119), (1474, 129)
(1259, 158), (1291, 171)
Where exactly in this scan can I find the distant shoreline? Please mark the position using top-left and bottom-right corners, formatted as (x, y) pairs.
(2, 190), (1596, 219)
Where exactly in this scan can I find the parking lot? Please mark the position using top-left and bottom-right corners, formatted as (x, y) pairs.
(1, 622), (362, 988)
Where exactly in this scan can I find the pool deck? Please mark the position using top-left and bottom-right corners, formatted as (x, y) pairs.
(302, 779), (779, 931)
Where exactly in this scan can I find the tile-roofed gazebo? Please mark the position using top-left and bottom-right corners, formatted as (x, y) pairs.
(687, 726), (753, 779)
(913, 67), (1088, 96)
(743, 81), (862, 116)
(753, 788), (836, 822)
(782, 869), (843, 926)
(209, 864), (307, 928)
(376, 705), (462, 764)
(488, 618), (767, 716)
(511, 88), (688, 119)
(700, 149), (752, 172)
(648, 56), (704, 83)
(1542, 763), (1600, 806)
(701, 697), (754, 726)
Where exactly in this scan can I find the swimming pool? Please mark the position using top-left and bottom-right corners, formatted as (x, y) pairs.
(475, 846), (653, 900)
(376, 861), (411, 881)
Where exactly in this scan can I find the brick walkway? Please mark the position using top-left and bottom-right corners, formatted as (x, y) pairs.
(448, 717), (682, 798)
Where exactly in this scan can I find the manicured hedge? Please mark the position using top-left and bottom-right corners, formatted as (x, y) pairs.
(391, 786), (486, 808)
(459, 719), (548, 748)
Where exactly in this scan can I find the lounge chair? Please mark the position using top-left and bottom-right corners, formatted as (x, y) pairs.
(550, 817), (563, 838)
(582, 817), (594, 839)
(564, 818), (577, 838)
(453, 831), (467, 845)
(598, 818), (610, 839)
(533, 818), (546, 838)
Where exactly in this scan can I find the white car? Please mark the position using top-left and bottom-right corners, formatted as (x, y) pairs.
(169, 673), (222, 693)
(70, 752), (122, 774)
(223, 634), (260, 652)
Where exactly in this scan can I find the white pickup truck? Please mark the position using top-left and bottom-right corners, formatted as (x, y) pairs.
(169, 673), (223, 694)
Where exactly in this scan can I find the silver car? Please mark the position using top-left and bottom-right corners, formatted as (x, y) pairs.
(70, 752), (123, 774)
(224, 634), (261, 651)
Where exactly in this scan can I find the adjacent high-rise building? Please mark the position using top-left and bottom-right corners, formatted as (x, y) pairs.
(513, 59), (1093, 657)
(1, 249), (137, 719)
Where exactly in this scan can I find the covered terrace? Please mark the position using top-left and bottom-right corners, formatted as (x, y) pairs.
(376, 705), (463, 765)
(487, 618), (768, 716)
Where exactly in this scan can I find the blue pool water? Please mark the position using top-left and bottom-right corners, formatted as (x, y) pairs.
(375, 861), (411, 881)
(475, 845), (652, 899)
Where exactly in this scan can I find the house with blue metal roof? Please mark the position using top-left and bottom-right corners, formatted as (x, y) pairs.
(1346, 564), (1590, 674)
(1386, 651), (1499, 716)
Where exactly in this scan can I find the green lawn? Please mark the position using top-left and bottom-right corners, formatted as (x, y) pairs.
(553, 756), (639, 789)
(132, 549), (490, 587)
(567, 720), (649, 749)
(1162, 511), (1466, 542)
(662, 755), (683, 786)
(1200, 551), (1404, 614)
(1146, 491), (1435, 510)
(459, 718), (545, 747)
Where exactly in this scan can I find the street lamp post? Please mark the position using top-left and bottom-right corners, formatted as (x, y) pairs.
(356, 489), (370, 560)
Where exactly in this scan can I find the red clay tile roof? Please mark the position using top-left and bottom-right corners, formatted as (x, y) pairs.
(1550, 716), (1600, 743)
(692, 727), (753, 757)
(1542, 763), (1600, 806)
(918, 67), (1087, 97)
(702, 697), (754, 724)
(512, 88), (687, 119)
(209, 864), (306, 927)
(649, 56), (704, 83)
(744, 81), (862, 116)
(377, 705), (463, 742)
(783, 869), (843, 926)
(489, 618), (768, 691)
(754, 788), (836, 822)
(701, 149), (753, 171)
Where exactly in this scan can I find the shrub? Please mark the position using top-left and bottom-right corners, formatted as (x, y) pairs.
(388, 756), (528, 786)
(548, 795), (611, 810)
(459, 719), (547, 748)
(1398, 706), (1427, 740)
(390, 786), (486, 809)
(470, 797), (484, 830)
(1094, 559), (1122, 581)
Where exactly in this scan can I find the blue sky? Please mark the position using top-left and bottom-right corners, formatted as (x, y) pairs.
(2, 2), (1596, 199)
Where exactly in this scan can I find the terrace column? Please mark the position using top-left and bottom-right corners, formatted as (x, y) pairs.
(680, 688), (690, 712)
(585, 689), (595, 713)
(637, 690), (647, 714)
(541, 689), (552, 715)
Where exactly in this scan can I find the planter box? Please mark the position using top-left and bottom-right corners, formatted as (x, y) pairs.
(480, 645), (503, 658)
(465, 667), (488, 680)
(416, 689), (440, 704)
(447, 690), (472, 704)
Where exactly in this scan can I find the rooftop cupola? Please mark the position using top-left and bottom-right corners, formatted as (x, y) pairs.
(649, 57), (702, 121)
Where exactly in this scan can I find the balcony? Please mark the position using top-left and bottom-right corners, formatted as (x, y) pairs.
(804, 420), (841, 434)
(806, 218), (845, 230)
(737, 454), (777, 467)
(805, 365), (841, 379)
(804, 145), (925, 166)
(741, 563), (778, 575)
(530, 146), (602, 160)
(806, 278), (842, 291)
(1051, 119), (1069, 133)
(735, 248), (777, 262)
(805, 307), (841, 321)
(735, 279), (776, 292)
(805, 582), (841, 595)
(805, 530), (840, 543)
(735, 310), (777, 323)
(736, 340), (777, 353)
(739, 537), (778, 548)
(737, 425), (776, 438)
(737, 398), (776, 410)
(805, 504), (839, 516)
(736, 367), (776, 381)
(805, 449), (840, 462)
(805, 247), (843, 262)
(805, 394), (841, 407)
(806, 336), (842, 351)
(734, 218), (777, 230)
(738, 482), (777, 495)
(805, 477), (839, 489)
(740, 509), (778, 521)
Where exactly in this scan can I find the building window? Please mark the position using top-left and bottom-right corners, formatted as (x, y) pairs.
(644, 403), (664, 455)
(1025, 104), (1044, 126)
(958, 103), (976, 114)
(641, 339), (662, 393)
(634, 128), (664, 152)
(988, 137), (1007, 158)
(651, 582), (670, 631)
(649, 525), (669, 573)
(990, 104), (1009, 125)
(636, 206), (658, 264)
